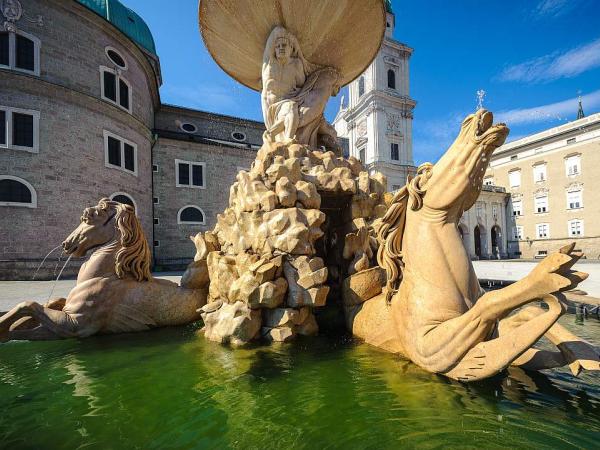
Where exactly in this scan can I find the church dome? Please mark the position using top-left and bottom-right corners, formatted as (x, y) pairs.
(76, 0), (157, 55)
(385, 0), (393, 13)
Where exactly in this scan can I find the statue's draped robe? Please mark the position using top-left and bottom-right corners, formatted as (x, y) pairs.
(264, 67), (332, 148)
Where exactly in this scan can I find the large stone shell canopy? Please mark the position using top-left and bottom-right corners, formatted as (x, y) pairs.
(198, 0), (387, 91)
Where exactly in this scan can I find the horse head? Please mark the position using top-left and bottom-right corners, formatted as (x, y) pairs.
(418, 109), (509, 216)
(62, 198), (152, 281)
(377, 110), (508, 298)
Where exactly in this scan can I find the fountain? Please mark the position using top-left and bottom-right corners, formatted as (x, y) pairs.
(0, 0), (598, 385)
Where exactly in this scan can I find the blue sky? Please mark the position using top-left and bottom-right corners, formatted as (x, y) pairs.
(125, 0), (600, 164)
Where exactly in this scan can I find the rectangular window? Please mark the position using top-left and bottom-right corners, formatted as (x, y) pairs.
(512, 200), (522, 216)
(536, 223), (549, 239)
(103, 131), (137, 175)
(0, 32), (8, 66)
(12, 113), (34, 148)
(565, 155), (581, 176)
(176, 159), (205, 188)
(390, 143), (399, 161)
(0, 107), (39, 152)
(568, 220), (583, 237)
(567, 190), (582, 209)
(15, 35), (35, 71)
(534, 195), (548, 213)
(0, 32), (39, 75)
(100, 67), (132, 113)
(533, 164), (546, 182)
(509, 170), (521, 188)
(513, 226), (523, 240)
(0, 110), (5, 146)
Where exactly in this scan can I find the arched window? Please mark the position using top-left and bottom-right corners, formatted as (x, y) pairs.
(110, 192), (137, 212)
(387, 69), (396, 89)
(178, 205), (206, 225)
(358, 76), (365, 97)
(0, 175), (37, 208)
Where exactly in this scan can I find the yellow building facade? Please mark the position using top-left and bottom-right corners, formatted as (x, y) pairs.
(484, 112), (600, 259)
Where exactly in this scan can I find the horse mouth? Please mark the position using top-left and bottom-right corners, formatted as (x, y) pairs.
(474, 110), (509, 146)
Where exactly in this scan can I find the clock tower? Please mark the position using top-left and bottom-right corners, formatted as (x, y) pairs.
(333, 1), (417, 191)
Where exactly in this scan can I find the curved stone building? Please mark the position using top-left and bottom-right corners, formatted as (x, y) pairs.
(0, 0), (156, 278)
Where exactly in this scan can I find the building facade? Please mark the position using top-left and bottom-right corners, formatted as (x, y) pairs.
(0, 0), (267, 278)
(333, 5), (417, 191)
(484, 112), (600, 259)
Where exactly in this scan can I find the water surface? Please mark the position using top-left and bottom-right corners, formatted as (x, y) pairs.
(1, 316), (599, 449)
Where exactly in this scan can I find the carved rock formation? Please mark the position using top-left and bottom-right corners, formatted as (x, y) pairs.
(198, 139), (388, 345)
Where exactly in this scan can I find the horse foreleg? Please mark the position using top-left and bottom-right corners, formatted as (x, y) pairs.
(502, 305), (600, 375)
(476, 244), (587, 321)
(443, 294), (565, 382)
(0, 301), (78, 342)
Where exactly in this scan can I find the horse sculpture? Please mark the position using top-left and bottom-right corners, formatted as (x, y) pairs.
(345, 109), (600, 381)
(0, 198), (208, 342)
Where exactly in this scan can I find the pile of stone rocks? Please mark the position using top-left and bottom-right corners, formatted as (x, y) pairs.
(195, 139), (388, 346)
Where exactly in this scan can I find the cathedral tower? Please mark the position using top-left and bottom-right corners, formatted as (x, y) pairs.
(333, 2), (417, 191)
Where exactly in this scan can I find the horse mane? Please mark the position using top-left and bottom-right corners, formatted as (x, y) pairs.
(97, 198), (153, 282)
(377, 163), (433, 302)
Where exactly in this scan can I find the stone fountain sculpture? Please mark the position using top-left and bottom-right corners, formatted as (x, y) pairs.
(195, 0), (389, 344)
(196, 0), (599, 379)
(0, 199), (208, 341)
(344, 110), (600, 381)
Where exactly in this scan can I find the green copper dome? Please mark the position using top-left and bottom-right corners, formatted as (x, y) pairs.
(385, 0), (393, 14)
(76, 0), (157, 55)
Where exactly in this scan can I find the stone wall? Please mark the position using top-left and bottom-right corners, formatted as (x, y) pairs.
(152, 137), (258, 268)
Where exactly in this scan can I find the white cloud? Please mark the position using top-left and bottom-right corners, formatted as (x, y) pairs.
(496, 89), (600, 126)
(498, 38), (600, 83)
(533, 0), (576, 18)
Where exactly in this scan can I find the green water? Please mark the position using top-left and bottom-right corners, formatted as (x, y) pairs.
(1, 316), (599, 450)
